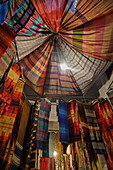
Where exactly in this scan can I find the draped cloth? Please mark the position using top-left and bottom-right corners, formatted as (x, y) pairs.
(0, 75), (24, 170)
(0, 1), (8, 24)
(25, 100), (39, 170)
(74, 140), (92, 170)
(0, 44), (16, 80)
(0, 24), (16, 58)
(10, 97), (30, 170)
(58, 100), (69, 144)
(47, 158), (56, 170)
(77, 102), (106, 155)
(39, 157), (48, 170)
(94, 100), (113, 169)
(67, 100), (81, 143)
(36, 100), (51, 150)
(60, 154), (70, 170)
(0, 63), (21, 107)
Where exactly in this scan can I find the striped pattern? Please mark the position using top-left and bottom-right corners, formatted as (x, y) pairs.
(43, 36), (82, 97)
(84, 104), (106, 154)
(0, 24), (16, 58)
(11, 97), (30, 170)
(57, 37), (112, 94)
(78, 102), (106, 154)
(59, 0), (113, 61)
(31, 0), (67, 33)
(20, 40), (53, 96)
(6, 0), (51, 36)
(0, 44), (16, 79)
(25, 100), (39, 169)
(97, 154), (108, 170)
(0, 78), (24, 169)
(36, 100), (51, 150)
(67, 100), (81, 143)
(94, 100), (113, 170)
(16, 34), (52, 60)
(58, 100), (69, 144)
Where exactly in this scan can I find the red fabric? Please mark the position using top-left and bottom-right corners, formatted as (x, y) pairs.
(94, 100), (113, 169)
(0, 24), (16, 58)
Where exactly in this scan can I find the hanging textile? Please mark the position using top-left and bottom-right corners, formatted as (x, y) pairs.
(49, 132), (56, 158)
(39, 157), (48, 170)
(58, 100), (69, 144)
(77, 102), (106, 155)
(47, 158), (56, 170)
(0, 43), (16, 80)
(25, 100), (39, 170)
(60, 154), (70, 170)
(55, 132), (63, 160)
(42, 133), (49, 158)
(67, 100), (81, 143)
(0, 78), (24, 170)
(0, 1), (8, 24)
(0, 63), (21, 107)
(94, 100), (113, 169)
(36, 100), (51, 150)
(97, 154), (108, 170)
(74, 139), (92, 170)
(10, 96), (30, 170)
(0, 24), (16, 58)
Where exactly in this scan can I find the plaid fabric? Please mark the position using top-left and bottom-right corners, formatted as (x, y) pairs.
(94, 100), (113, 170)
(6, 0), (51, 36)
(0, 0), (8, 24)
(20, 40), (53, 96)
(67, 100), (81, 143)
(59, 0), (113, 61)
(58, 100), (69, 144)
(31, 0), (67, 33)
(0, 44), (16, 79)
(0, 79), (24, 169)
(25, 100), (39, 169)
(78, 102), (106, 154)
(57, 37), (112, 94)
(43, 37), (82, 97)
(84, 104), (106, 154)
(15, 34), (52, 60)
(0, 24), (16, 58)
(10, 97), (30, 170)
(36, 100), (51, 150)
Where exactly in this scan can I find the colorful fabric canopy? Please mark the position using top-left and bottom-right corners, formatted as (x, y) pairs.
(0, 0), (112, 97)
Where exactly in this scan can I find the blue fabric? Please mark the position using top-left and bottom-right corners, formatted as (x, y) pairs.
(58, 100), (69, 144)
(0, 1), (8, 24)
